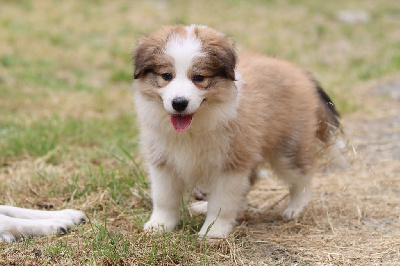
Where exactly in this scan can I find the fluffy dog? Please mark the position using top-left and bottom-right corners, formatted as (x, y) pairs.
(132, 25), (341, 238)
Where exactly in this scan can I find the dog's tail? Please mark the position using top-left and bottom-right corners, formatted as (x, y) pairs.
(312, 77), (348, 169)
(313, 79), (341, 143)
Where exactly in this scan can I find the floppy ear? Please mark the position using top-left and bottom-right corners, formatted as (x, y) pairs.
(198, 29), (237, 80)
(132, 38), (156, 79)
(210, 36), (237, 80)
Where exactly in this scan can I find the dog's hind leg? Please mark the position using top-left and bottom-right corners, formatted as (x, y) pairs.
(282, 176), (312, 220)
(270, 155), (313, 220)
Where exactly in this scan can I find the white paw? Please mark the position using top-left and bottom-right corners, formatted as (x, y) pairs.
(284, 182), (311, 220)
(0, 208), (87, 242)
(0, 232), (17, 242)
(198, 218), (234, 239)
(57, 209), (87, 225)
(35, 209), (87, 237)
(1, 217), (80, 241)
(143, 212), (180, 233)
(190, 201), (208, 214)
(283, 206), (302, 220)
(283, 200), (309, 220)
(40, 218), (76, 235)
(143, 220), (177, 233)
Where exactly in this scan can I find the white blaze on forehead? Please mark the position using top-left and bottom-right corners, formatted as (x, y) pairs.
(165, 27), (204, 76)
(160, 26), (208, 115)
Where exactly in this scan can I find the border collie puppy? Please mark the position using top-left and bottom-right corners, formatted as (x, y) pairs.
(132, 25), (341, 238)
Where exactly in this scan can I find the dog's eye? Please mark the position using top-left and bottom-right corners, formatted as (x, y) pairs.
(193, 75), (205, 82)
(161, 73), (173, 81)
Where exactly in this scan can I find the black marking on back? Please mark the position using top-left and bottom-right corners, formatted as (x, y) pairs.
(314, 80), (340, 128)
(316, 85), (340, 116)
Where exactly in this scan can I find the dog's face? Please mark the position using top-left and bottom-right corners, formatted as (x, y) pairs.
(133, 25), (238, 132)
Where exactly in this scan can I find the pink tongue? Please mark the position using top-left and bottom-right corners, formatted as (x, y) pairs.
(170, 114), (193, 132)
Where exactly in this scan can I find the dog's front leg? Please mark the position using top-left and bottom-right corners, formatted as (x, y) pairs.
(144, 165), (183, 233)
(198, 171), (250, 239)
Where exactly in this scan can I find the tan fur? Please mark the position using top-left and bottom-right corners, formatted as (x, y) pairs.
(226, 54), (319, 175)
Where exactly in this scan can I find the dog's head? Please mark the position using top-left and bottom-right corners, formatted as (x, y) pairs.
(132, 25), (238, 132)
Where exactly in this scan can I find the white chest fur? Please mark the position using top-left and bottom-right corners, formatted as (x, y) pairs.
(147, 125), (233, 186)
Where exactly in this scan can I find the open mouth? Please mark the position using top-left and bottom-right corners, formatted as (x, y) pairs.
(170, 114), (193, 132)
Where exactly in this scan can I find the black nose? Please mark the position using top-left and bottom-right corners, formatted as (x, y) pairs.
(171, 97), (188, 112)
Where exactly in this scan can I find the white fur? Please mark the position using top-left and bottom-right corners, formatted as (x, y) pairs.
(139, 110), (235, 182)
(190, 201), (208, 214)
(143, 166), (183, 232)
(234, 69), (245, 90)
(162, 29), (205, 115)
(198, 171), (250, 238)
(165, 27), (203, 73)
(134, 78), (239, 181)
(0, 205), (86, 242)
(333, 137), (348, 167)
(283, 179), (312, 220)
(136, 99), (242, 238)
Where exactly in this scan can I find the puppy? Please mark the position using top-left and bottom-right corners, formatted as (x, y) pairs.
(132, 25), (341, 238)
(0, 205), (86, 242)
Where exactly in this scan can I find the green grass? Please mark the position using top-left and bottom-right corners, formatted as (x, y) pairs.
(0, 114), (138, 159)
(1, 0), (399, 264)
(39, 224), (211, 265)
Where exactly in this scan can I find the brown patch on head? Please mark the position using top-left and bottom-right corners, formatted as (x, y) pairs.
(132, 25), (186, 79)
(133, 25), (237, 83)
(192, 26), (237, 81)
(132, 25), (188, 100)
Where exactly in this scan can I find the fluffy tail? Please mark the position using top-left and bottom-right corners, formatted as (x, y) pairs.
(312, 78), (348, 169)
(313, 80), (341, 143)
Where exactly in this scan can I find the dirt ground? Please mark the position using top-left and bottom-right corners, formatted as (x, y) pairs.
(232, 78), (400, 265)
